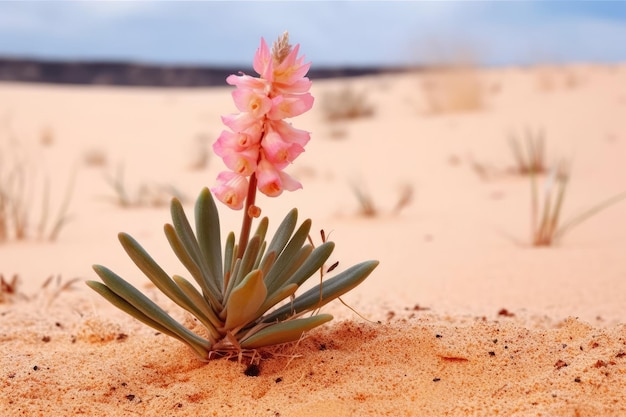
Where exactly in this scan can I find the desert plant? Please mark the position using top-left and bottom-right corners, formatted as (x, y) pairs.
(530, 161), (626, 246)
(88, 189), (377, 358)
(509, 127), (546, 175)
(88, 33), (378, 360)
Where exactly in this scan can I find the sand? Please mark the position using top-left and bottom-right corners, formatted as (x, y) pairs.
(2, 63), (626, 416)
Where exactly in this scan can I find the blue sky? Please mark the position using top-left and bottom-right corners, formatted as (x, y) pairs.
(1, 1), (625, 67)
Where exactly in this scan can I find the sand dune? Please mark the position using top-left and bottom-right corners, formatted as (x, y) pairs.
(2, 64), (626, 416)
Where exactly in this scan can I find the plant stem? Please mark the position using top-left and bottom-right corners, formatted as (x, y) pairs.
(237, 173), (258, 259)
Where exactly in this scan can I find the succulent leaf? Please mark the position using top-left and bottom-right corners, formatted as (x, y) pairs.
(240, 314), (333, 349)
(170, 197), (221, 299)
(263, 218), (312, 292)
(164, 223), (220, 307)
(118, 232), (223, 314)
(263, 260), (379, 323)
(223, 269), (267, 331)
(281, 242), (335, 289)
(263, 208), (298, 263)
(90, 265), (211, 358)
(171, 275), (222, 338)
(194, 188), (224, 292)
(223, 235), (261, 301)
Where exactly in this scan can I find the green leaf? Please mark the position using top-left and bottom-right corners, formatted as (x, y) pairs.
(256, 283), (298, 319)
(223, 235), (261, 302)
(90, 265), (211, 358)
(86, 280), (181, 341)
(263, 218), (312, 293)
(223, 269), (267, 331)
(240, 314), (333, 349)
(259, 250), (277, 277)
(261, 208), (298, 266)
(171, 275), (222, 338)
(170, 197), (221, 300)
(195, 188), (223, 292)
(279, 241), (335, 290)
(252, 216), (269, 246)
(223, 232), (236, 282)
(263, 260), (378, 323)
(118, 232), (222, 314)
(164, 223), (222, 309)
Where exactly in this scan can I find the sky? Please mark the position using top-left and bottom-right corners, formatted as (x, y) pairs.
(1, 1), (626, 68)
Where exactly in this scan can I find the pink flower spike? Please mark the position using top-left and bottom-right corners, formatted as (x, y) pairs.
(269, 120), (310, 148)
(262, 126), (305, 168)
(221, 113), (263, 134)
(278, 170), (303, 192)
(268, 93), (314, 120)
(212, 33), (313, 208)
(273, 44), (312, 86)
(222, 146), (259, 176)
(256, 158), (303, 197)
(211, 172), (249, 210)
(253, 38), (273, 80)
(232, 88), (272, 118)
(226, 73), (268, 92)
(256, 158), (283, 197)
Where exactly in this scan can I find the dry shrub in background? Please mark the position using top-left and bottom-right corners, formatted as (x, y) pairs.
(412, 38), (486, 114)
(320, 86), (375, 122)
(0, 131), (74, 242)
(0, 273), (77, 305)
(420, 65), (485, 114)
(103, 163), (186, 208)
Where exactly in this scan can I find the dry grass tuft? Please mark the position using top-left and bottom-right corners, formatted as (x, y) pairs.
(509, 127), (546, 176)
(350, 181), (414, 217)
(530, 161), (626, 246)
(351, 182), (378, 217)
